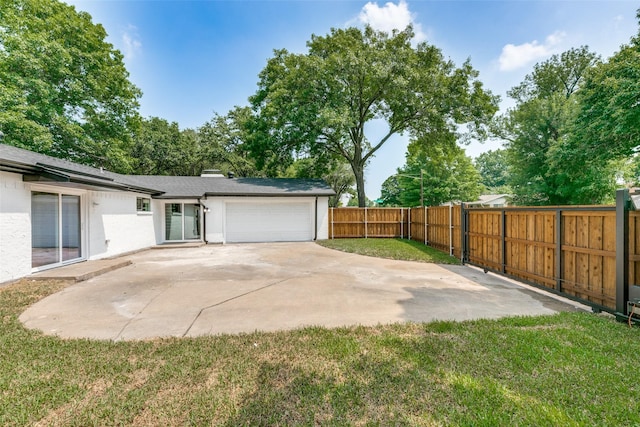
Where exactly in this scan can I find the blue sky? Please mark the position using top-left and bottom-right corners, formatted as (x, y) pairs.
(66, 0), (639, 199)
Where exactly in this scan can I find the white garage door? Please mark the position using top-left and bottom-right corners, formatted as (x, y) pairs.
(225, 201), (313, 243)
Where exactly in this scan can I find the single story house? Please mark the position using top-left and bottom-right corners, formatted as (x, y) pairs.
(466, 194), (511, 208)
(0, 144), (335, 283)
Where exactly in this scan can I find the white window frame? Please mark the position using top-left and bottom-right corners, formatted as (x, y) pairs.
(30, 185), (87, 272)
(136, 196), (152, 213)
(163, 201), (201, 242)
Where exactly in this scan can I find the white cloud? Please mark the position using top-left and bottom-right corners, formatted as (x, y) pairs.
(498, 31), (566, 71)
(613, 14), (624, 30)
(357, 0), (426, 43)
(121, 25), (142, 60)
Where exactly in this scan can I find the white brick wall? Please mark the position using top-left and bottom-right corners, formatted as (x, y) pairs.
(88, 191), (157, 260)
(0, 172), (33, 283)
(0, 170), (158, 282)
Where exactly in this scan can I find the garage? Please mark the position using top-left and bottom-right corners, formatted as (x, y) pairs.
(225, 201), (314, 243)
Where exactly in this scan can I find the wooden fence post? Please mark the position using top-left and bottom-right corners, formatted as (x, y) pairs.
(330, 207), (334, 239)
(616, 189), (630, 314)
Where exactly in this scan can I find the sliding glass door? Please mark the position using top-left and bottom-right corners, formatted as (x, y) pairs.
(32, 191), (82, 268)
(165, 203), (200, 241)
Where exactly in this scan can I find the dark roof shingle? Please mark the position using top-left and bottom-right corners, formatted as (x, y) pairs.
(0, 144), (335, 198)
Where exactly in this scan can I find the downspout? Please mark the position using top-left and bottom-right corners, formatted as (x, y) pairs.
(314, 197), (318, 241)
(199, 197), (208, 244)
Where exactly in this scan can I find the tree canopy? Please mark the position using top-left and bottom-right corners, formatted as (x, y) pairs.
(495, 11), (640, 206)
(379, 136), (482, 207)
(544, 29), (640, 204)
(197, 107), (262, 178)
(248, 25), (498, 207)
(571, 10), (640, 164)
(496, 47), (605, 205)
(0, 0), (142, 172)
(130, 117), (184, 175)
(283, 158), (355, 207)
(473, 149), (510, 192)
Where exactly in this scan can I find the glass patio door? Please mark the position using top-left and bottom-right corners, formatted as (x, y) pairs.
(32, 192), (82, 268)
(165, 203), (200, 241)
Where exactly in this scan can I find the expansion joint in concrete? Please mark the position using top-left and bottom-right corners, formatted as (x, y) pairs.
(181, 277), (293, 337)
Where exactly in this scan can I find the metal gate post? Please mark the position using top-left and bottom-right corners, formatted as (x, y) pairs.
(460, 203), (467, 264)
(616, 189), (630, 314)
(364, 206), (368, 239)
(405, 208), (408, 240)
(424, 207), (428, 246)
(555, 209), (563, 292)
(501, 209), (506, 274)
(449, 204), (453, 256)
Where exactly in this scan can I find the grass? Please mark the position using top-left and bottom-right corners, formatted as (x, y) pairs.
(317, 238), (461, 264)
(2, 279), (640, 425)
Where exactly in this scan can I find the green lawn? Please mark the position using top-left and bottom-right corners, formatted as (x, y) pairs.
(317, 237), (461, 264)
(2, 279), (640, 425)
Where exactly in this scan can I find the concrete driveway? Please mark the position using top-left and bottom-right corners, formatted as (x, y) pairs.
(20, 242), (584, 340)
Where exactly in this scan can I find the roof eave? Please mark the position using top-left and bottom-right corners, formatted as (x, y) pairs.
(203, 192), (336, 198)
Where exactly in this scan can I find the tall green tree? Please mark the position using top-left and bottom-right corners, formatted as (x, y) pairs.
(379, 175), (402, 207)
(382, 136), (483, 207)
(198, 107), (261, 177)
(130, 117), (183, 175)
(0, 0), (141, 172)
(283, 158), (355, 207)
(177, 128), (208, 177)
(569, 10), (640, 165)
(474, 148), (510, 192)
(248, 26), (498, 207)
(542, 12), (640, 205)
(629, 155), (640, 187)
(496, 47), (601, 205)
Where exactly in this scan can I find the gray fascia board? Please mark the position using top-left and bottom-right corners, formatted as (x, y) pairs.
(151, 195), (199, 200)
(36, 162), (116, 182)
(203, 192), (334, 197)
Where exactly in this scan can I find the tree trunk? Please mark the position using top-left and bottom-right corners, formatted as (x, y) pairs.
(353, 163), (366, 207)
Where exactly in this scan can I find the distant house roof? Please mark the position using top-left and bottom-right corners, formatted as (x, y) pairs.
(467, 194), (510, 206)
(0, 144), (335, 198)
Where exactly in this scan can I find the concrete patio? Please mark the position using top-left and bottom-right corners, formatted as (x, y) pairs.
(20, 242), (587, 340)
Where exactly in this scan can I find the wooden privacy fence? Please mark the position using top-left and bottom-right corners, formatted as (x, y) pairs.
(329, 190), (639, 314)
(465, 206), (619, 309)
(329, 207), (409, 239)
(329, 206), (461, 257)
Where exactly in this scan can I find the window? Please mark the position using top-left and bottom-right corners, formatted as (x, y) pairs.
(165, 203), (200, 241)
(32, 191), (82, 268)
(137, 197), (151, 212)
